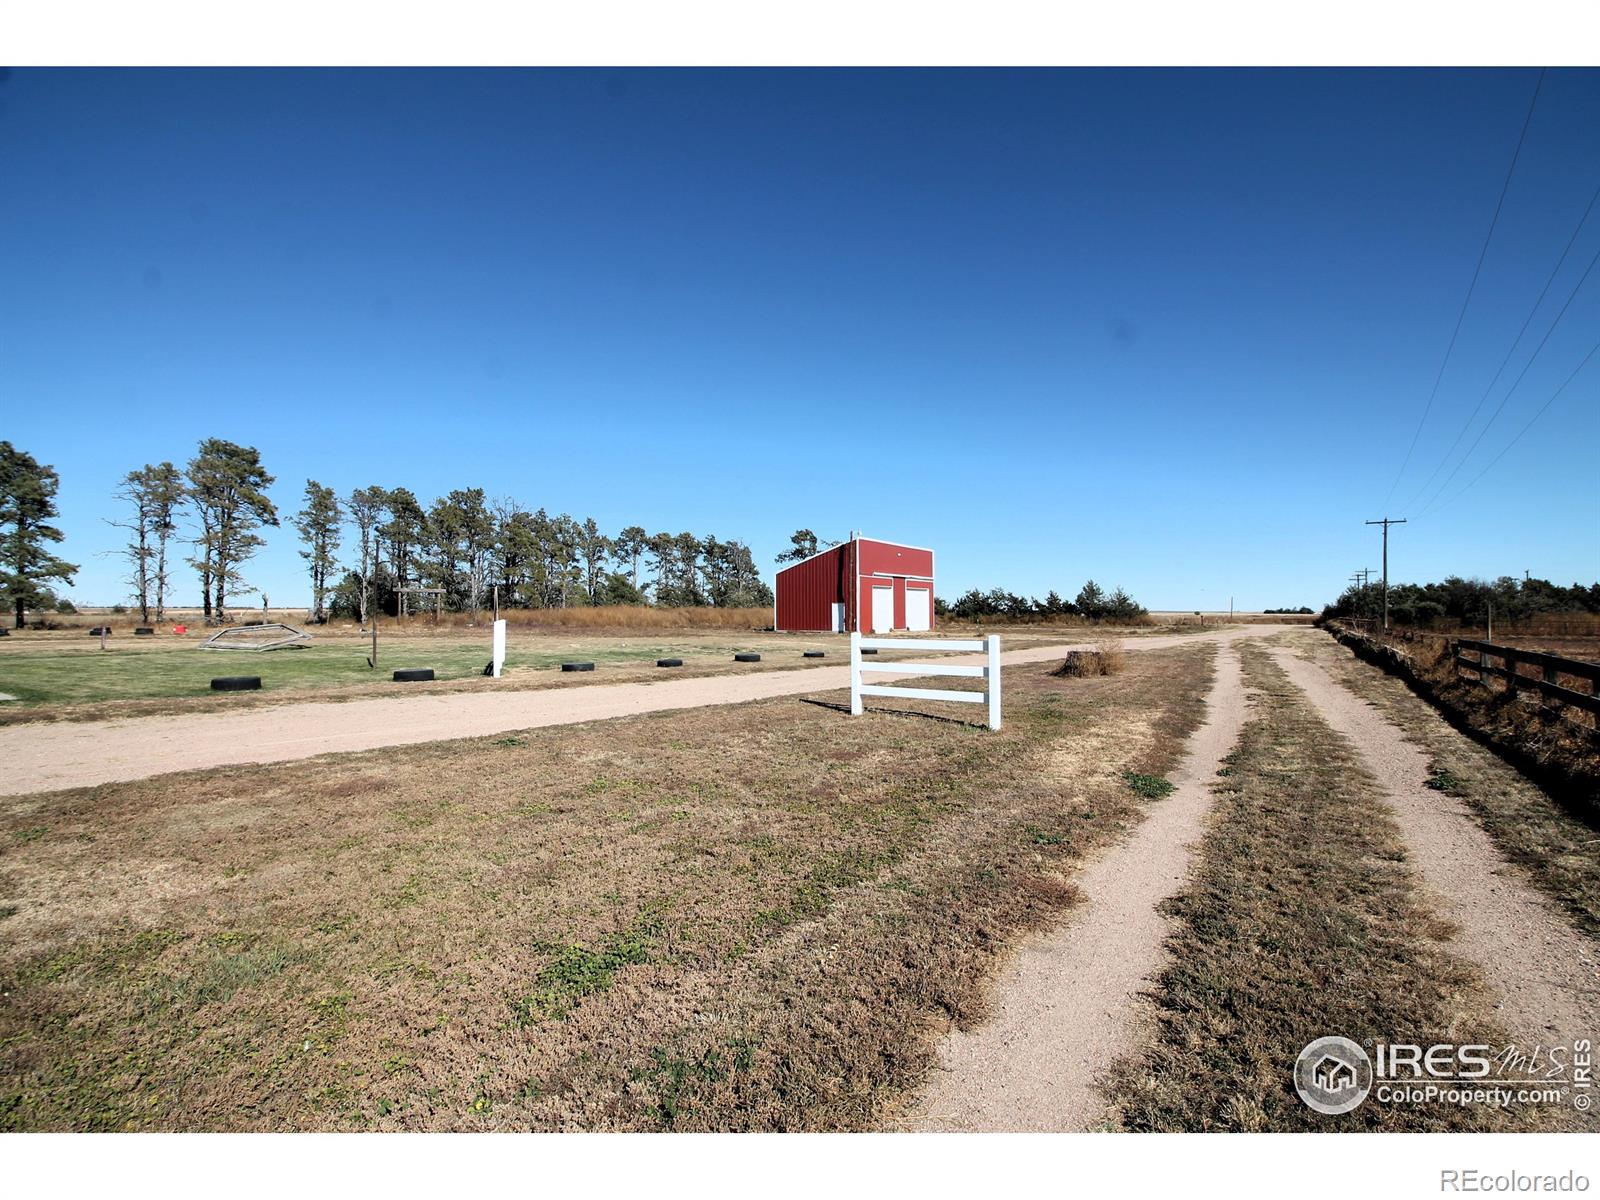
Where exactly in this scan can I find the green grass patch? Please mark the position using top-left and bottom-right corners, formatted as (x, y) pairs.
(1122, 771), (1175, 800)
(509, 914), (660, 1026)
(1423, 765), (1465, 794)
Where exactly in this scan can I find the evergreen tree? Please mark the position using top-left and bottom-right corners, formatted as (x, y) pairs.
(0, 442), (78, 629)
(293, 480), (343, 623)
(185, 439), (277, 624)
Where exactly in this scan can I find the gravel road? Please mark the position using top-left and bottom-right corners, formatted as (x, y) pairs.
(0, 627), (1271, 797)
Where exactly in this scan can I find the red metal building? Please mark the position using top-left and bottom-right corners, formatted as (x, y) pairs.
(774, 533), (935, 633)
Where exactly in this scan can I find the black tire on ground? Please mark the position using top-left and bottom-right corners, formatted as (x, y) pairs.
(393, 668), (435, 682)
(803, 650), (825, 658)
(210, 675), (261, 691)
(860, 647), (878, 654)
(656, 658), (683, 668)
(134, 627), (155, 635)
(88, 627), (112, 636)
(561, 662), (595, 672)
(734, 653), (761, 662)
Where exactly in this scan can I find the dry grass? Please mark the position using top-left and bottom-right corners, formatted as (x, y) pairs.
(0, 644), (1215, 1131)
(1301, 631), (1600, 941)
(1327, 622), (1600, 792)
(1107, 643), (1535, 1132)
(1053, 638), (1125, 678)
(23, 606), (773, 635)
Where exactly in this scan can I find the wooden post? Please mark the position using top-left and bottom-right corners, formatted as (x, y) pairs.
(100, 625), (108, 652)
(371, 618), (378, 669)
(1503, 647), (1516, 695)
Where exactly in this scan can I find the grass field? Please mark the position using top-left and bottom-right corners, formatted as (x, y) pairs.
(0, 643), (1213, 1131)
(0, 620), (1184, 724)
(0, 631), (814, 708)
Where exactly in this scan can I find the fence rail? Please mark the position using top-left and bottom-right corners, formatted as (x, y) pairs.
(850, 633), (1002, 730)
(1453, 638), (1600, 718)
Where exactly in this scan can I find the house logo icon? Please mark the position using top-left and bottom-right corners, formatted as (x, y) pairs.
(1294, 1036), (1373, 1115)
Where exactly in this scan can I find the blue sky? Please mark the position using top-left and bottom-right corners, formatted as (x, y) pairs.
(3, 68), (1597, 611)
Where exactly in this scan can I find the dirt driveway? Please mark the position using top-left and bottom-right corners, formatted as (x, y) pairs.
(0, 627), (1272, 797)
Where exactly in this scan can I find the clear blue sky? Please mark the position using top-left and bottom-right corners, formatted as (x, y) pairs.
(4, 68), (1597, 611)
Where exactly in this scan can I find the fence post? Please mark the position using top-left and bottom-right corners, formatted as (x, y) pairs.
(986, 634), (1002, 731)
(849, 630), (863, 716)
(1503, 647), (1517, 695)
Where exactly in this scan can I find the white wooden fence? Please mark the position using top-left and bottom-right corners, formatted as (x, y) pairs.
(849, 632), (1002, 731)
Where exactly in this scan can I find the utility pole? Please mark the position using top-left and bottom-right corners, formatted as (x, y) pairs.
(1365, 518), (1407, 633)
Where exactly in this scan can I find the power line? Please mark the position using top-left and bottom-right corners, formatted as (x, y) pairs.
(1383, 68), (1546, 507)
(1404, 177), (1600, 511)
(1426, 338), (1600, 515)
(1416, 237), (1600, 514)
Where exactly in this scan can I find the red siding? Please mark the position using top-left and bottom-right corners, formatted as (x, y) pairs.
(775, 544), (848, 631)
(777, 536), (932, 633)
(857, 538), (933, 580)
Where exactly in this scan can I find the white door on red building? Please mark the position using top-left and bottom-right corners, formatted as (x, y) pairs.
(906, 588), (931, 631)
(870, 585), (894, 632)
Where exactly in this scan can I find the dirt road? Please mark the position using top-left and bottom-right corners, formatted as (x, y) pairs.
(1270, 647), (1600, 1064)
(0, 626), (1272, 797)
(908, 640), (1255, 1131)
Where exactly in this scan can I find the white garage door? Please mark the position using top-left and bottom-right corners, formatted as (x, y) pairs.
(906, 588), (931, 632)
(870, 585), (894, 633)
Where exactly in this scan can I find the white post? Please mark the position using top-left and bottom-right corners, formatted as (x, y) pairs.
(985, 634), (1002, 731)
(491, 618), (507, 679)
(849, 630), (863, 715)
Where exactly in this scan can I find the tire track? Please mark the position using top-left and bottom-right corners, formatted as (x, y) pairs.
(1269, 647), (1600, 1060)
(906, 641), (1254, 1131)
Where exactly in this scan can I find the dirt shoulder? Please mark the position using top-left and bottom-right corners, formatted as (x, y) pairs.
(0, 626), (1274, 797)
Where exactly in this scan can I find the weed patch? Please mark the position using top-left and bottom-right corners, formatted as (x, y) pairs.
(1122, 771), (1175, 800)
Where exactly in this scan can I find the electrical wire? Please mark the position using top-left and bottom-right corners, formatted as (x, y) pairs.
(1404, 177), (1600, 511)
(1424, 338), (1599, 515)
(1383, 68), (1546, 507)
(1415, 237), (1600, 515)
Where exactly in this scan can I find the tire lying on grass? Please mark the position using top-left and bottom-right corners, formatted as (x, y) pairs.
(393, 668), (435, 682)
(734, 653), (761, 662)
(210, 676), (261, 692)
(860, 647), (878, 655)
(656, 658), (683, 668)
(802, 650), (825, 658)
(134, 627), (155, 636)
(561, 662), (595, 672)
(88, 627), (112, 636)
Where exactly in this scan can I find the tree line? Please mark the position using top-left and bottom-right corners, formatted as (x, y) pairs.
(1325, 574), (1600, 628)
(309, 489), (773, 623)
(940, 580), (1147, 622)
(0, 439), (773, 628)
